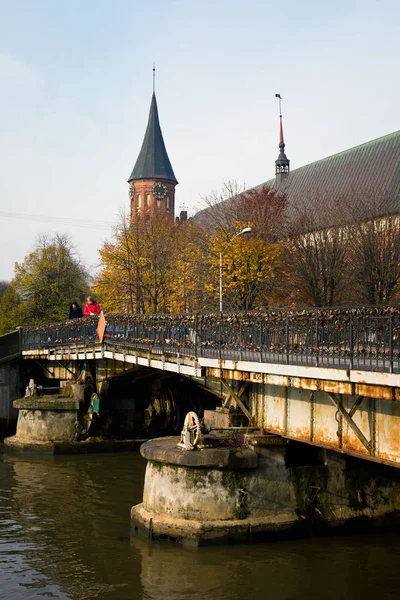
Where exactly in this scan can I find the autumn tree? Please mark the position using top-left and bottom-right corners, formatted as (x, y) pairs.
(199, 184), (288, 310)
(283, 192), (352, 307)
(168, 222), (211, 313)
(349, 214), (400, 304)
(0, 281), (8, 300)
(12, 233), (89, 324)
(234, 185), (288, 244)
(95, 213), (176, 314)
(196, 180), (247, 236)
(94, 212), (208, 314)
(94, 215), (143, 314)
(287, 222), (349, 307)
(207, 233), (281, 310)
(138, 215), (179, 313)
(0, 283), (23, 334)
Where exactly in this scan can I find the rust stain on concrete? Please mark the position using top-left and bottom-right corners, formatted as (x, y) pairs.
(355, 383), (394, 400)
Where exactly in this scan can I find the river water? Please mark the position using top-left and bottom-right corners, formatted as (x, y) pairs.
(1, 448), (400, 600)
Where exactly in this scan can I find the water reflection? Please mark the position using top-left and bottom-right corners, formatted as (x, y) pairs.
(1, 449), (400, 600)
(133, 532), (400, 600)
(1, 452), (145, 599)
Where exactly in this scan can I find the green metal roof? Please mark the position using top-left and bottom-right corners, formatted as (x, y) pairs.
(128, 93), (178, 184)
(261, 130), (400, 226)
(193, 130), (400, 230)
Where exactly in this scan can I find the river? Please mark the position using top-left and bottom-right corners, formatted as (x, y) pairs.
(1, 447), (400, 600)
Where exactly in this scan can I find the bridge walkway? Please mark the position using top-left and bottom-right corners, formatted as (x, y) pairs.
(4, 305), (400, 467)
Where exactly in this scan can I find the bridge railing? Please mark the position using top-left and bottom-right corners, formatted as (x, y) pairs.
(20, 306), (400, 373)
(21, 317), (99, 351)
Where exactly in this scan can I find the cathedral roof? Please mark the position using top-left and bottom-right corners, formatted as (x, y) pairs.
(128, 93), (178, 184)
(194, 130), (400, 229)
(262, 130), (400, 227)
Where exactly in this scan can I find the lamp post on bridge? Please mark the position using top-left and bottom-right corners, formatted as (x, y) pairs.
(219, 227), (252, 312)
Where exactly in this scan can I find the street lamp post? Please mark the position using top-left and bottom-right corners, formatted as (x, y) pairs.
(219, 227), (252, 312)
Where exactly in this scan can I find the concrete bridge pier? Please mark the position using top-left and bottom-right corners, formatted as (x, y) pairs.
(132, 411), (400, 546)
(4, 379), (97, 453)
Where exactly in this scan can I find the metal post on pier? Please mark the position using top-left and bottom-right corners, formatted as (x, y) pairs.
(219, 314), (222, 360)
(389, 310), (394, 374)
(349, 314), (354, 370)
(285, 316), (289, 365)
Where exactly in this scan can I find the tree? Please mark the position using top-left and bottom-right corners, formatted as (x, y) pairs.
(167, 222), (211, 313)
(234, 185), (288, 244)
(285, 193), (351, 307)
(349, 215), (400, 304)
(197, 180), (247, 236)
(199, 184), (288, 310)
(0, 281), (8, 300)
(94, 215), (140, 314)
(12, 233), (89, 324)
(209, 233), (282, 310)
(95, 213), (208, 314)
(0, 283), (22, 334)
(288, 221), (349, 307)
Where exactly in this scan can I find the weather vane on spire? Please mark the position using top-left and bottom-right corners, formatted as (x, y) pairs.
(275, 93), (282, 117)
(153, 64), (156, 93)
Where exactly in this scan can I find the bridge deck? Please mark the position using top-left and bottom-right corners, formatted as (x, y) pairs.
(6, 306), (400, 468)
(19, 306), (400, 374)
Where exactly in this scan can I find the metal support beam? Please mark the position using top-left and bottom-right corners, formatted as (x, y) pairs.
(35, 360), (54, 377)
(327, 392), (373, 455)
(348, 395), (365, 418)
(222, 381), (247, 408)
(54, 360), (77, 378)
(371, 397), (377, 456)
(310, 391), (315, 442)
(284, 386), (289, 436)
(219, 378), (252, 423)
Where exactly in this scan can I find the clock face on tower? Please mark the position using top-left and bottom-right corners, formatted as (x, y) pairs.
(152, 181), (167, 200)
(128, 184), (135, 200)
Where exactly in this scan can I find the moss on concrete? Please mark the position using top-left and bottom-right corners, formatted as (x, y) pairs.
(13, 396), (80, 411)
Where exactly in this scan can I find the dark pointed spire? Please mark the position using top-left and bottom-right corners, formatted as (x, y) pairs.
(275, 94), (290, 180)
(128, 93), (178, 184)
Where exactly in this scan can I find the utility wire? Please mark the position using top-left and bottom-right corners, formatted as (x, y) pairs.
(0, 210), (113, 230)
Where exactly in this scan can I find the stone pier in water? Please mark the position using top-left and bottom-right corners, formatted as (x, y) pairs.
(132, 411), (400, 546)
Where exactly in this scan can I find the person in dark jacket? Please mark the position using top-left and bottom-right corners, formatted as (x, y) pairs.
(69, 301), (83, 319)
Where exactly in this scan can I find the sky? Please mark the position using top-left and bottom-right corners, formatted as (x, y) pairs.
(0, 0), (399, 280)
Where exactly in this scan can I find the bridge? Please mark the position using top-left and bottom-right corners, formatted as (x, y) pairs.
(2, 305), (400, 466)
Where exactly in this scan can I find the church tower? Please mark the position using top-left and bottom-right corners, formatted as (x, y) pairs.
(275, 94), (290, 184)
(128, 88), (178, 221)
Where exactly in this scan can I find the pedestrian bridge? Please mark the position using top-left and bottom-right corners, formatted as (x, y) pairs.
(5, 305), (400, 467)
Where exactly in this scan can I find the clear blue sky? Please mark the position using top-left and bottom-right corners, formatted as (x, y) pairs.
(0, 0), (399, 280)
